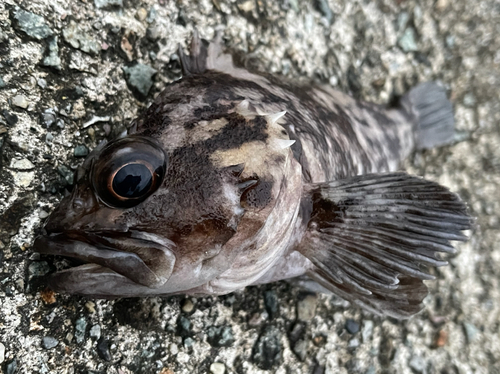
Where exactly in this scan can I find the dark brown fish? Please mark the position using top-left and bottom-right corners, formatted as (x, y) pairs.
(34, 32), (472, 318)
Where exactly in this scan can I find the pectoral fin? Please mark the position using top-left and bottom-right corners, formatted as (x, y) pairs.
(298, 172), (473, 318)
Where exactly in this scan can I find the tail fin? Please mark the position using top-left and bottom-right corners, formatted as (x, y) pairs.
(401, 82), (455, 150)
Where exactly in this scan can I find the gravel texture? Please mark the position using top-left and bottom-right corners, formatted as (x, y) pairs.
(0, 0), (499, 373)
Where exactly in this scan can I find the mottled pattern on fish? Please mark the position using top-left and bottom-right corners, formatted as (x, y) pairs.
(34, 32), (471, 319)
(132, 70), (413, 183)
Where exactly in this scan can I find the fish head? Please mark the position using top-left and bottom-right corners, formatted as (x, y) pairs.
(34, 101), (299, 297)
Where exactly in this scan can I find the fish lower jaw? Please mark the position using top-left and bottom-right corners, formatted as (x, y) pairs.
(47, 264), (159, 298)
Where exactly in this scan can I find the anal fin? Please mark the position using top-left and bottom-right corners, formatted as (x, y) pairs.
(298, 172), (473, 319)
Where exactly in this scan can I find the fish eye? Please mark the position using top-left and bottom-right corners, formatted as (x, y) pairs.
(92, 136), (167, 208)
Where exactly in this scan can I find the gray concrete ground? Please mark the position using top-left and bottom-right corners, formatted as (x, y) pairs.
(0, 0), (499, 373)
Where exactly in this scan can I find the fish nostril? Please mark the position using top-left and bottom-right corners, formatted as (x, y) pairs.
(72, 199), (85, 211)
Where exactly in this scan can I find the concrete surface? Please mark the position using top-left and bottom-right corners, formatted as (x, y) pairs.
(0, 0), (499, 373)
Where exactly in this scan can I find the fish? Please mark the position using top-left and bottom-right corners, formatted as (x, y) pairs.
(34, 31), (472, 318)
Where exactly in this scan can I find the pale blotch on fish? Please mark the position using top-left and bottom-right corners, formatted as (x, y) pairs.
(34, 31), (472, 319)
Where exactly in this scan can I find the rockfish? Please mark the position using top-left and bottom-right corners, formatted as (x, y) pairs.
(34, 32), (472, 318)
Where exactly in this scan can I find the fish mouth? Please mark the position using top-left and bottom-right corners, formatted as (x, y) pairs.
(34, 231), (176, 292)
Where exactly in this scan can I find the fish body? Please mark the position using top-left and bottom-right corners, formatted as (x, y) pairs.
(34, 33), (471, 318)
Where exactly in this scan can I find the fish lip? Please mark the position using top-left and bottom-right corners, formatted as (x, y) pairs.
(33, 230), (176, 289)
(35, 230), (175, 252)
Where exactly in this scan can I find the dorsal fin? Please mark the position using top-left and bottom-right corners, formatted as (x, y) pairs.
(177, 29), (210, 75)
(177, 31), (271, 85)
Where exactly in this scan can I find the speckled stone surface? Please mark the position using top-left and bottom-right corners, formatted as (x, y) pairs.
(0, 0), (499, 373)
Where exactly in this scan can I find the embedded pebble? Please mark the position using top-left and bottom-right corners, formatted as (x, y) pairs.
(2, 110), (18, 126)
(85, 302), (95, 314)
(12, 8), (53, 40)
(147, 8), (157, 23)
(292, 339), (308, 361)
(0, 342), (5, 364)
(28, 261), (50, 278)
(16, 179), (35, 197)
(39, 210), (49, 219)
(136, 8), (148, 21)
(248, 311), (268, 326)
(397, 12), (410, 32)
(42, 36), (62, 70)
(42, 108), (57, 127)
(237, 1), (255, 12)
(146, 26), (161, 41)
(87, 127), (95, 140)
(181, 299), (194, 313)
(90, 325), (101, 340)
(289, 323), (305, 348)
(12, 94), (29, 109)
(348, 338), (360, 348)
(345, 319), (360, 334)
(463, 322), (479, 343)
(37, 78), (47, 89)
(365, 366), (377, 374)
(252, 325), (282, 370)
(103, 124), (111, 135)
(6, 359), (17, 374)
(42, 337), (58, 349)
(297, 293), (317, 321)
(97, 339), (112, 361)
(264, 290), (279, 318)
(313, 0), (334, 23)
(206, 325), (234, 347)
(63, 21), (100, 55)
(463, 93), (477, 107)
(122, 64), (157, 98)
(361, 320), (374, 342)
(75, 317), (87, 344)
(57, 165), (74, 186)
(45, 132), (54, 144)
(409, 355), (426, 373)
(74, 145), (89, 157)
(177, 316), (191, 336)
(210, 362), (226, 374)
(9, 158), (35, 170)
(446, 35), (455, 48)
(398, 28), (418, 52)
(0, 76), (5, 88)
(169, 343), (178, 355)
(183, 337), (194, 348)
(434, 329), (448, 347)
(287, 0), (299, 12)
(94, 0), (123, 9)
(435, 0), (449, 11)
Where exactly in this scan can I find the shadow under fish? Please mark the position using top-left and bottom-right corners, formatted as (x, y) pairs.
(33, 31), (473, 319)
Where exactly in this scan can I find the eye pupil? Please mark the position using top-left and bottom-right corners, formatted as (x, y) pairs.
(112, 163), (153, 198)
